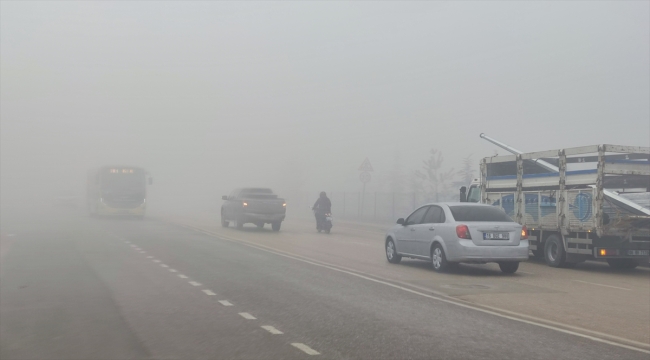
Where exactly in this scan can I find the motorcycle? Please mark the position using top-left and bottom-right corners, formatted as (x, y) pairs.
(312, 208), (333, 234)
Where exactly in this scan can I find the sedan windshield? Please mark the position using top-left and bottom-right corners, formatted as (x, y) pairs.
(449, 206), (513, 222)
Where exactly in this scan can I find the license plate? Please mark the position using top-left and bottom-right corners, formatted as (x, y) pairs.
(627, 250), (650, 256)
(484, 232), (509, 240)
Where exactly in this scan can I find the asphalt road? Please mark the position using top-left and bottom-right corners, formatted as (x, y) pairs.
(1, 207), (648, 359)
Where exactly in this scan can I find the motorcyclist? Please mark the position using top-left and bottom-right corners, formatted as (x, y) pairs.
(312, 191), (331, 229)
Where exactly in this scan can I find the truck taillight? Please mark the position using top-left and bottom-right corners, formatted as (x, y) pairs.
(456, 225), (472, 239)
(521, 226), (528, 240)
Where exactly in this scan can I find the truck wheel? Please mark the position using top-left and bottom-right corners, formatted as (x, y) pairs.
(271, 222), (281, 232)
(607, 259), (639, 270)
(544, 234), (567, 268)
(221, 216), (229, 228)
(498, 261), (519, 274)
(255, 222), (264, 229)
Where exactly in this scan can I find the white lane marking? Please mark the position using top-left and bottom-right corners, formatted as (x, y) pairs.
(261, 325), (283, 334)
(178, 274), (188, 279)
(153, 260), (161, 263)
(572, 280), (631, 291)
(238, 312), (256, 320)
(124, 241), (130, 244)
(291, 343), (320, 355)
(202, 290), (216, 296)
(181, 225), (650, 354)
(218, 300), (233, 306)
(189, 281), (202, 286)
(147, 256), (154, 259)
(168, 269), (178, 273)
(160, 264), (169, 268)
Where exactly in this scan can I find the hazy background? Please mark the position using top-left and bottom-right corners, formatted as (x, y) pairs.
(2, 1), (648, 213)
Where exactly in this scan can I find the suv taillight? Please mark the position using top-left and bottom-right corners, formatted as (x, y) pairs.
(521, 226), (528, 240)
(456, 225), (472, 239)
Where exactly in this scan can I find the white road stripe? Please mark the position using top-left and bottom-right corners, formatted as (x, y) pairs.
(202, 290), (216, 296)
(160, 264), (169, 268)
(572, 280), (631, 291)
(218, 300), (233, 306)
(291, 343), (320, 355)
(153, 260), (161, 263)
(238, 312), (256, 320)
(178, 274), (188, 279)
(189, 281), (202, 286)
(168, 269), (178, 273)
(147, 256), (154, 259)
(181, 225), (650, 354)
(261, 325), (283, 334)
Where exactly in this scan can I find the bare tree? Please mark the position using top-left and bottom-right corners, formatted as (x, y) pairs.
(415, 149), (456, 202)
(457, 154), (476, 186)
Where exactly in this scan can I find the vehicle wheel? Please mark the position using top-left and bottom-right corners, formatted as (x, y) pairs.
(544, 234), (566, 268)
(607, 259), (639, 270)
(325, 228), (330, 234)
(317, 229), (322, 233)
(271, 222), (281, 232)
(234, 220), (244, 229)
(385, 238), (401, 264)
(221, 216), (229, 228)
(431, 243), (449, 272)
(498, 261), (519, 274)
(256, 222), (264, 229)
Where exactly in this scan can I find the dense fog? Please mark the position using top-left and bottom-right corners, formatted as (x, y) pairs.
(2, 1), (649, 216)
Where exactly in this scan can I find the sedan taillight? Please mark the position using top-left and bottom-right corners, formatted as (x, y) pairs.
(456, 224), (472, 239)
(521, 225), (528, 240)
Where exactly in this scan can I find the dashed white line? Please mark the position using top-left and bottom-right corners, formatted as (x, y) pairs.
(178, 274), (188, 279)
(572, 280), (631, 291)
(261, 325), (283, 334)
(218, 300), (233, 306)
(291, 343), (320, 355)
(202, 290), (216, 296)
(147, 256), (154, 259)
(238, 312), (256, 320)
(168, 269), (178, 273)
(160, 264), (169, 268)
(189, 281), (202, 286)
(153, 260), (161, 263)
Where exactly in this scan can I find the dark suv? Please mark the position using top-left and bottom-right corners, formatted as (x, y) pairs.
(221, 188), (286, 231)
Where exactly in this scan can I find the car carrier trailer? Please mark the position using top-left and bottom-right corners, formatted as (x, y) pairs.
(460, 134), (650, 269)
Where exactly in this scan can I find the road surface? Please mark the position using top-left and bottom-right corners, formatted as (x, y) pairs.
(1, 207), (648, 359)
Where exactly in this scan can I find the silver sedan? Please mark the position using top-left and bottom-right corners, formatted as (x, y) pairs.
(384, 203), (529, 273)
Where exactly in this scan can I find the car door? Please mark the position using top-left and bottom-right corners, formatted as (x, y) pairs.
(224, 189), (239, 220)
(395, 206), (429, 255)
(415, 206), (445, 256)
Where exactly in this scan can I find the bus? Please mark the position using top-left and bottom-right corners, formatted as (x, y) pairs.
(87, 166), (152, 218)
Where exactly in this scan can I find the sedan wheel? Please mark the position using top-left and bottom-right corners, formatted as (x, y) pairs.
(385, 239), (401, 264)
(431, 244), (449, 272)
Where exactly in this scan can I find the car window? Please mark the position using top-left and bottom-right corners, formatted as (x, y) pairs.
(467, 186), (481, 203)
(405, 206), (429, 225)
(449, 206), (513, 222)
(422, 206), (445, 223)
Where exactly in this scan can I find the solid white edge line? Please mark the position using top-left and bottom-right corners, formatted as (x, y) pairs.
(291, 343), (320, 355)
(202, 290), (216, 296)
(261, 325), (283, 334)
(218, 300), (233, 306)
(189, 281), (202, 286)
(238, 312), (256, 320)
(572, 280), (631, 291)
(177, 224), (650, 354)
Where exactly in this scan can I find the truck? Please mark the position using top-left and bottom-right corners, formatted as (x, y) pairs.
(460, 134), (650, 269)
(221, 188), (287, 231)
(87, 166), (152, 218)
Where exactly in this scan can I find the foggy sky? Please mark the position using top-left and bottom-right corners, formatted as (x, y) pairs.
(1, 1), (649, 210)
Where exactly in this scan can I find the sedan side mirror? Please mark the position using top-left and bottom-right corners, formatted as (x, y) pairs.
(222, 195), (228, 201)
(397, 218), (405, 225)
(459, 186), (467, 202)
